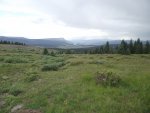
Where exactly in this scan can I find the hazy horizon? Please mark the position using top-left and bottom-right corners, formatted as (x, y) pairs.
(0, 0), (150, 40)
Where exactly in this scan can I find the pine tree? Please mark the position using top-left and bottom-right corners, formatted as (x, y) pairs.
(50, 51), (56, 56)
(118, 40), (130, 55)
(104, 41), (110, 54)
(139, 42), (143, 54)
(144, 41), (150, 54)
(99, 46), (104, 54)
(43, 48), (48, 55)
(134, 38), (143, 54)
(129, 39), (134, 54)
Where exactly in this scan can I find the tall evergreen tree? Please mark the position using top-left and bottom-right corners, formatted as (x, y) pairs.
(99, 46), (104, 54)
(104, 41), (110, 54)
(139, 42), (143, 54)
(144, 41), (150, 54)
(118, 40), (130, 55)
(129, 39), (134, 54)
(134, 38), (143, 54)
(43, 48), (48, 55)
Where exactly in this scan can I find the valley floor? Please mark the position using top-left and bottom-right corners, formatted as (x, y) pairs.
(0, 45), (150, 113)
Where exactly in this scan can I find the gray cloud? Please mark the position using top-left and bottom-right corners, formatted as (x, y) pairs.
(15, 0), (150, 39)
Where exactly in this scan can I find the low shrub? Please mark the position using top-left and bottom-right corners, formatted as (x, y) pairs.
(4, 57), (27, 63)
(0, 86), (9, 94)
(0, 57), (4, 61)
(25, 73), (39, 82)
(95, 71), (121, 87)
(9, 86), (24, 96)
(41, 62), (66, 71)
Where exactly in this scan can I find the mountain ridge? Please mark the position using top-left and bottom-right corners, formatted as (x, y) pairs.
(0, 36), (73, 48)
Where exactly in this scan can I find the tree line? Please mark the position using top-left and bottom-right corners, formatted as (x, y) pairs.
(0, 40), (26, 46)
(59, 38), (150, 54)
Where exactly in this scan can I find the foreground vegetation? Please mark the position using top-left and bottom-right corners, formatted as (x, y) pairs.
(0, 44), (150, 113)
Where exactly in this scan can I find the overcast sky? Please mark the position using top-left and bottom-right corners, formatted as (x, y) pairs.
(0, 0), (150, 40)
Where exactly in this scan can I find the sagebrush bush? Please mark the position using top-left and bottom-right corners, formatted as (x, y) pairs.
(0, 57), (4, 61)
(41, 62), (66, 71)
(9, 86), (24, 96)
(0, 86), (9, 94)
(95, 71), (121, 87)
(4, 57), (27, 63)
(25, 73), (39, 82)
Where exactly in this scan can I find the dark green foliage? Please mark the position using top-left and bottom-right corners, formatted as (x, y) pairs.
(134, 38), (143, 54)
(129, 39), (134, 54)
(9, 87), (24, 96)
(0, 86), (10, 94)
(4, 57), (28, 63)
(43, 48), (48, 55)
(58, 38), (149, 55)
(95, 72), (121, 87)
(104, 41), (110, 53)
(118, 40), (130, 55)
(50, 51), (56, 56)
(0, 40), (25, 45)
(25, 73), (39, 82)
(144, 41), (150, 54)
(99, 46), (105, 54)
(0, 57), (4, 61)
(41, 62), (66, 71)
(66, 49), (72, 54)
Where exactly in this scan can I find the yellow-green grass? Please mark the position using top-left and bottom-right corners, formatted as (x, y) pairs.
(0, 44), (150, 113)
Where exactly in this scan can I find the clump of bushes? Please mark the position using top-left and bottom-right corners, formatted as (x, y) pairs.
(9, 86), (24, 96)
(0, 86), (9, 94)
(25, 72), (39, 82)
(0, 57), (4, 61)
(41, 62), (66, 71)
(4, 57), (27, 63)
(95, 71), (121, 87)
(50, 51), (56, 56)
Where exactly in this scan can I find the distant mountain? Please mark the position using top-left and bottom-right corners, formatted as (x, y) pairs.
(70, 39), (122, 45)
(0, 36), (73, 48)
(1, 36), (149, 48)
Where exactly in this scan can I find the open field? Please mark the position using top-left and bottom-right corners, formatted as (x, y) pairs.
(0, 44), (150, 113)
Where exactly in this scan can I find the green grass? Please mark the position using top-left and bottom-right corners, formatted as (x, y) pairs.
(0, 44), (150, 113)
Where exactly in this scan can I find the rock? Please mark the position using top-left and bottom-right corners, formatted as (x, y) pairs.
(11, 104), (23, 113)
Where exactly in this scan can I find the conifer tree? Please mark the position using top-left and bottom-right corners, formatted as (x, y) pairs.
(144, 41), (150, 54)
(118, 40), (130, 55)
(129, 39), (134, 54)
(104, 41), (110, 54)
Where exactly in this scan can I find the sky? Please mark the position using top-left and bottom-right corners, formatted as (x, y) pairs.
(0, 0), (150, 40)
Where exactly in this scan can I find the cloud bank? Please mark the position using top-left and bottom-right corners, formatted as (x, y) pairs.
(0, 0), (150, 40)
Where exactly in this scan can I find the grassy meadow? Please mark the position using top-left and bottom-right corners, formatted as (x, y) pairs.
(0, 44), (150, 113)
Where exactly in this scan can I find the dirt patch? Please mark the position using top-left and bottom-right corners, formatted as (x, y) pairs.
(16, 109), (42, 113)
